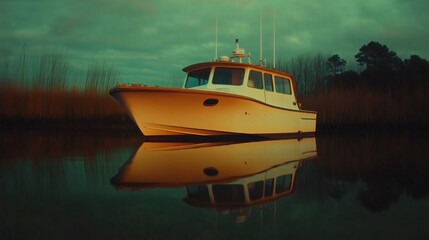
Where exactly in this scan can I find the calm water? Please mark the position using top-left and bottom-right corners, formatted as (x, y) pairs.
(1, 130), (428, 240)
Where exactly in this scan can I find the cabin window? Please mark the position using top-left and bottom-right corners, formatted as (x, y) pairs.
(247, 70), (263, 89)
(248, 181), (264, 201)
(212, 184), (245, 203)
(185, 68), (211, 88)
(212, 67), (244, 85)
(275, 174), (292, 194)
(274, 76), (292, 94)
(187, 185), (210, 202)
(264, 73), (274, 91)
(265, 178), (274, 196)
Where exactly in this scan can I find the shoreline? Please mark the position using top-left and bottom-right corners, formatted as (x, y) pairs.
(0, 117), (140, 134)
(1, 117), (427, 137)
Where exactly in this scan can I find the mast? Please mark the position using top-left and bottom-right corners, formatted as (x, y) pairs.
(273, 9), (276, 70)
(259, 9), (263, 66)
(215, 14), (218, 61)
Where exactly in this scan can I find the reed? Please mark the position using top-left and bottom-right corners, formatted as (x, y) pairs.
(0, 51), (130, 128)
(0, 84), (128, 123)
(302, 81), (428, 129)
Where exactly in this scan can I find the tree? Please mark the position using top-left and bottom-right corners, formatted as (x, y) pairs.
(286, 53), (329, 98)
(328, 70), (360, 89)
(404, 55), (429, 75)
(402, 55), (429, 87)
(327, 54), (346, 76)
(355, 41), (403, 88)
(355, 41), (402, 72)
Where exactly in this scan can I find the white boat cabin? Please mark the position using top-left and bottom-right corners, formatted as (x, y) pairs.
(182, 62), (300, 111)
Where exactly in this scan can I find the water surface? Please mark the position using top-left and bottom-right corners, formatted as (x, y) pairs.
(1, 131), (428, 239)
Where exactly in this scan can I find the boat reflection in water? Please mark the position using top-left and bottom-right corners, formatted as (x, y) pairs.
(111, 137), (317, 221)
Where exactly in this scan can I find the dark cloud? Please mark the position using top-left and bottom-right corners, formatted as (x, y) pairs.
(1, 0), (428, 86)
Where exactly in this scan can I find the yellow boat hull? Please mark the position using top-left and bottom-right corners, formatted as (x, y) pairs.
(110, 86), (317, 137)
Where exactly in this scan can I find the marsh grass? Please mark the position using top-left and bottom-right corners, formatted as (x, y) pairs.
(303, 82), (428, 129)
(0, 51), (130, 129)
(0, 86), (124, 120)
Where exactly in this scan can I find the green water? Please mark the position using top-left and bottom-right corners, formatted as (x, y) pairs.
(1, 131), (428, 239)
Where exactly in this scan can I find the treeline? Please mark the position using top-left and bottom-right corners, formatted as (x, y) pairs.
(279, 41), (429, 129)
(0, 50), (132, 129)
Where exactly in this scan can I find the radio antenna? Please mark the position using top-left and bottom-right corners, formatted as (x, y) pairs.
(259, 9), (263, 66)
(215, 13), (218, 61)
(273, 9), (276, 70)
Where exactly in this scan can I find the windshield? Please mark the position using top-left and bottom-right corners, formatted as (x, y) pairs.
(185, 68), (211, 88)
(212, 67), (244, 85)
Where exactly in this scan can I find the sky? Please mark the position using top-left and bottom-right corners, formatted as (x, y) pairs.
(1, 0), (428, 87)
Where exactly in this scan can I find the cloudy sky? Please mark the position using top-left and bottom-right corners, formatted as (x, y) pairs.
(1, 0), (428, 87)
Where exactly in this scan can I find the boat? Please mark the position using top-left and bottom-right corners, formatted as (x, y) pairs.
(109, 40), (317, 138)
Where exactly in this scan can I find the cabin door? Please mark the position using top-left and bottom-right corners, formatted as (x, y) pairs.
(263, 73), (298, 109)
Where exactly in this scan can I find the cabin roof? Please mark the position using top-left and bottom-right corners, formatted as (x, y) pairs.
(183, 61), (295, 79)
